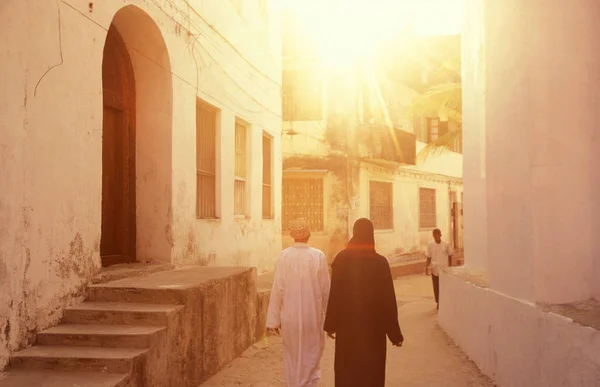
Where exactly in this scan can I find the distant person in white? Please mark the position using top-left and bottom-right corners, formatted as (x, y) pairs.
(425, 228), (453, 310)
(266, 218), (331, 387)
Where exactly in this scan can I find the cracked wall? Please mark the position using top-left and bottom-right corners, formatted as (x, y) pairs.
(0, 0), (282, 369)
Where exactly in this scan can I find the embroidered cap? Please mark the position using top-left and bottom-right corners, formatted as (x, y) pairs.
(289, 218), (311, 240)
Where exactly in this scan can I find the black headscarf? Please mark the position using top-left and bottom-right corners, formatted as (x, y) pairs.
(348, 218), (375, 250)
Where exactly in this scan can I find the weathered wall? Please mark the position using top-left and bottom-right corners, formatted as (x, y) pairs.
(281, 157), (349, 263)
(442, 0), (600, 385)
(356, 161), (462, 259)
(459, 0), (599, 304)
(0, 0), (281, 370)
(282, 118), (463, 261)
(280, 156), (463, 262)
(440, 271), (600, 387)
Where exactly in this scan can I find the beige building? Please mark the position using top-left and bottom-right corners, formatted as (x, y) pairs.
(280, 19), (464, 262)
(0, 0), (282, 370)
(441, 0), (600, 385)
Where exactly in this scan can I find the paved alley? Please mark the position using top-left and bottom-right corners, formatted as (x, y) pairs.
(201, 275), (496, 387)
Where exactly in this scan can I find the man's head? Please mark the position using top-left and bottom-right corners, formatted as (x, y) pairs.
(289, 218), (311, 243)
(432, 229), (442, 243)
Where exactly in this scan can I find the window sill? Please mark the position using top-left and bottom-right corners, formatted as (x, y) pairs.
(374, 229), (395, 234)
(282, 231), (327, 237)
(197, 217), (221, 223)
(234, 215), (250, 221)
(419, 227), (437, 232)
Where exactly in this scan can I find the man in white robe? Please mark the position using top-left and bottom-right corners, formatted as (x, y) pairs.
(266, 218), (331, 387)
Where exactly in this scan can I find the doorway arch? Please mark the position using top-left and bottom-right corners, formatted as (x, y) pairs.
(101, 5), (173, 266)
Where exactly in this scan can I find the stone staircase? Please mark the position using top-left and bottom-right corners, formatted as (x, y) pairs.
(2, 295), (183, 386)
(1, 266), (264, 387)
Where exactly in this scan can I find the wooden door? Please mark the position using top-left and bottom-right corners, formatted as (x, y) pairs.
(449, 191), (458, 249)
(101, 26), (136, 267)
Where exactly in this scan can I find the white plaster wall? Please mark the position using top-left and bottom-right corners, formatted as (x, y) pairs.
(441, 0), (600, 385)
(460, 0), (488, 273)
(356, 162), (462, 259)
(411, 141), (463, 178)
(440, 273), (600, 387)
(0, 0), (282, 369)
(462, 0), (599, 304)
(0, 0), (107, 370)
(281, 124), (464, 260)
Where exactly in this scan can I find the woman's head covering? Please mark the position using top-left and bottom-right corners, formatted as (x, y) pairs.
(289, 218), (311, 240)
(348, 218), (375, 249)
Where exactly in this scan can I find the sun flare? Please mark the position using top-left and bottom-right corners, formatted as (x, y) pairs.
(283, 0), (464, 66)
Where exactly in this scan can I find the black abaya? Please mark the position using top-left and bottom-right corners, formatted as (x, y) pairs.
(324, 219), (403, 387)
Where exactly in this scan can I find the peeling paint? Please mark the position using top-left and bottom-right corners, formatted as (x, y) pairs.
(53, 233), (97, 280)
(2, 0), (283, 370)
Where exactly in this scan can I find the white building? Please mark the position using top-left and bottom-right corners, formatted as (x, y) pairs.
(280, 22), (464, 262)
(441, 0), (600, 385)
(0, 0), (282, 369)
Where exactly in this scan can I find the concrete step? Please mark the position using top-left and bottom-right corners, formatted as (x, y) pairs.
(9, 345), (147, 373)
(37, 324), (166, 348)
(92, 263), (173, 285)
(87, 285), (184, 305)
(64, 301), (182, 326)
(0, 370), (130, 387)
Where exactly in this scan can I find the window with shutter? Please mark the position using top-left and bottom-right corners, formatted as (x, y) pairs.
(196, 100), (218, 219)
(234, 120), (248, 216)
(419, 188), (437, 229)
(369, 181), (394, 230)
(262, 134), (273, 219)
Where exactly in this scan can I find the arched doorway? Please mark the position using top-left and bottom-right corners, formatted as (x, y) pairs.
(100, 5), (174, 267)
(101, 25), (136, 266)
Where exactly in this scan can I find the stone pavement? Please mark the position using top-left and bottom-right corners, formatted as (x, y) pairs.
(202, 275), (496, 387)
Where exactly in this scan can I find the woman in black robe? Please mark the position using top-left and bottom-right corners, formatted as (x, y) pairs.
(324, 218), (404, 387)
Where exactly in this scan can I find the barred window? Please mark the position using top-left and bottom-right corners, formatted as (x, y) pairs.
(196, 100), (218, 219)
(419, 188), (437, 229)
(369, 181), (393, 230)
(262, 134), (273, 219)
(282, 177), (324, 232)
(234, 120), (248, 216)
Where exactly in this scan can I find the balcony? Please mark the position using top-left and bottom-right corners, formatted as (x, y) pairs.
(357, 123), (417, 165)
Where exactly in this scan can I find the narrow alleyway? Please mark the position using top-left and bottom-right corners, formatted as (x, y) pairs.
(201, 275), (495, 387)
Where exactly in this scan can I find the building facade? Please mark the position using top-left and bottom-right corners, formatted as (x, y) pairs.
(280, 21), (464, 262)
(440, 0), (600, 385)
(0, 0), (282, 369)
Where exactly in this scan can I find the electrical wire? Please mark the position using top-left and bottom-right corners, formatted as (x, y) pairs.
(146, 0), (280, 116)
(155, 0), (280, 88)
(177, 0), (281, 86)
(59, 0), (281, 118)
(156, 0), (281, 104)
(194, 42), (280, 116)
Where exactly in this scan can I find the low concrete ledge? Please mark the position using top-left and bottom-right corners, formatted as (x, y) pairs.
(439, 269), (600, 387)
(539, 298), (600, 332)
(442, 266), (489, 288)
(390, 259), (427, 278)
